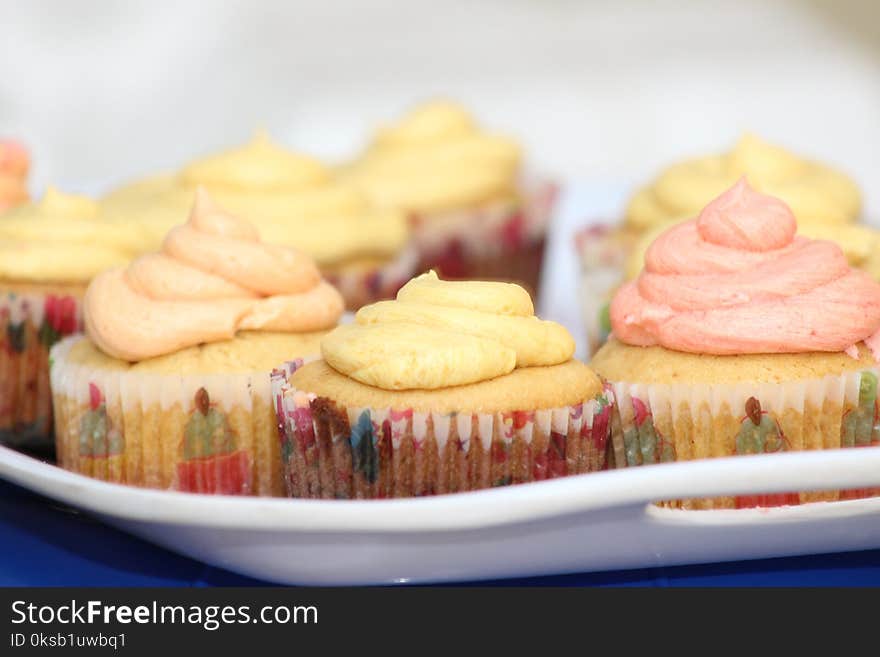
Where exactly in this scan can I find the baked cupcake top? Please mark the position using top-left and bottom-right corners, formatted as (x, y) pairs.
(0, 139), (29, 212)
(611, 178), (880, 356)
(625, 133), (861, 230)
(341, 101), (522, 215)
(0, 187), (146, 283)
(100, 132), (408, 267)
(85, 188), (344, 361)
(322, 270), (574, 390)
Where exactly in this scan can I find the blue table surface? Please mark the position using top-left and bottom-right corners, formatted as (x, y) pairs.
(3, 477), (880, 587)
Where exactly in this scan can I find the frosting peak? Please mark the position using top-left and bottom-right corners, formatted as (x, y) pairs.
(85, 190), (343, 361)
(180, 131), (330, 191)
(373, 101), (476, 147)
(729, 133), (807, 182)
(612, 180), (880, 356)
(625, 133), (861, 230)
(321, 270), (574, 390)
(696, 177), (795, 251)
(101, 135), (409, 267)
(342, 101), (522, 214)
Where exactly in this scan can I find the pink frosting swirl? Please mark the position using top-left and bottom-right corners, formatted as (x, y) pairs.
(85, 188), (344, 361)
(611, 178), (880, 355)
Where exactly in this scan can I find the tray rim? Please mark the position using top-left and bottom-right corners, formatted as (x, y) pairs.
(3, 444), (880, 533)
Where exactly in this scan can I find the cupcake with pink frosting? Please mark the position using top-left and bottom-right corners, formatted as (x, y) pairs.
(50, 189), (344, 496)
(0, 140), (29, 212)
(591, 178), (880, 509)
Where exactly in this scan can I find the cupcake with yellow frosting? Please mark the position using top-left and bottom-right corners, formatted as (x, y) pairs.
(577, 133), (866, 355)
(0, 139), (29, 212)
(272, 270), (609, 499)
(0, 188), (144, 449)
(341, 101), (557, 298)
(592, 179), (880, 509)
(50, 190), (344, 496)
(100, 131), (415, 309)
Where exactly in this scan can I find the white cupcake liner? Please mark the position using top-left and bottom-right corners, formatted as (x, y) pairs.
(605, 367), (880, 508)
(50, 335), (310, 496)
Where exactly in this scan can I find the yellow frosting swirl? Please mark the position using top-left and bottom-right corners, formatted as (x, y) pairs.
(100, 132), (408, 266)
(85, 189), (344, 361)
(626, 133), (861, 230)
(321, 270), (574, 390)
(0, 187), (146, 282)
(341, 101), (522, 214)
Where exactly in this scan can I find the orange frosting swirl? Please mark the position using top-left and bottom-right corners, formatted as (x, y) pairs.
(0, 140), (29, 211)
(85, 188), (344, 361)
(611, 178), (880, 355)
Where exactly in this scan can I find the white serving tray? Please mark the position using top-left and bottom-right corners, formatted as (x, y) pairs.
(2, 444), (880, 585)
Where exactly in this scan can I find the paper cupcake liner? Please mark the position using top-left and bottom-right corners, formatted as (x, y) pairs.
(271, 360), (613, 499)
(605, 368), (880, 509)
(50, 336), (303, 496)
(412, 180), (558, 295)
(0, 286), (82, 448)
(324, 246), (419, 311)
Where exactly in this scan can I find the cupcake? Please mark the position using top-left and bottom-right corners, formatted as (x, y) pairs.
(591, 178), (880, 509)
(50, 189), (344, 496)
(0, 140), (29, 212)
(272, 270), (610, 499)
(577, 133), (864, 356)
(340, 101), (557, 298)
(100, 131), (415, 309)
(0, 188), (143, 449)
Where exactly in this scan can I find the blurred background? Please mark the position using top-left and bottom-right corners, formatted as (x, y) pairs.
(2, 0), (879, 212)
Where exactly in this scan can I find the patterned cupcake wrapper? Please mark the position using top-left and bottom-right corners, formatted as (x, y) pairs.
(324, 246), (419, 311)
(50, 336), (304, 496)
(271, 359), (613, 499)
(0, 286), (82, 449)
(606, 368), (880, 509)
(412, 180), (557, 288)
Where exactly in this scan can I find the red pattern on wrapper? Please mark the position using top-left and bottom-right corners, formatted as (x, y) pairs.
(1, 289), (83, 448)
(176, 450), (251, 495)
(271, 358), (613, 499)
(412, 180), (557, 297)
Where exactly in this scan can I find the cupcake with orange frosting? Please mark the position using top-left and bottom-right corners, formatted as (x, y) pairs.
(591, 178), (880, 509)
(577, 134), (866, 356)
(0, 188), (144, 449)
(272, 270), (608, 499)
(0, 140), (29, 212)
(51, 189), (344, 496)
(341, 101), (557, 298)
(100, 132), (415, 309)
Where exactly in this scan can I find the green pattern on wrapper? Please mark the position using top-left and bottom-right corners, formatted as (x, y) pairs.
(736, 414), (785, 454)
(183, 390), (236, 459)
(623, 398), (672, 466)
(841, 371), (878, 448)
(78, 407), (123, 457)
(351, 410), (378, 484)
(6, 321), (25, 354)
(37, 319), (60, 349)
